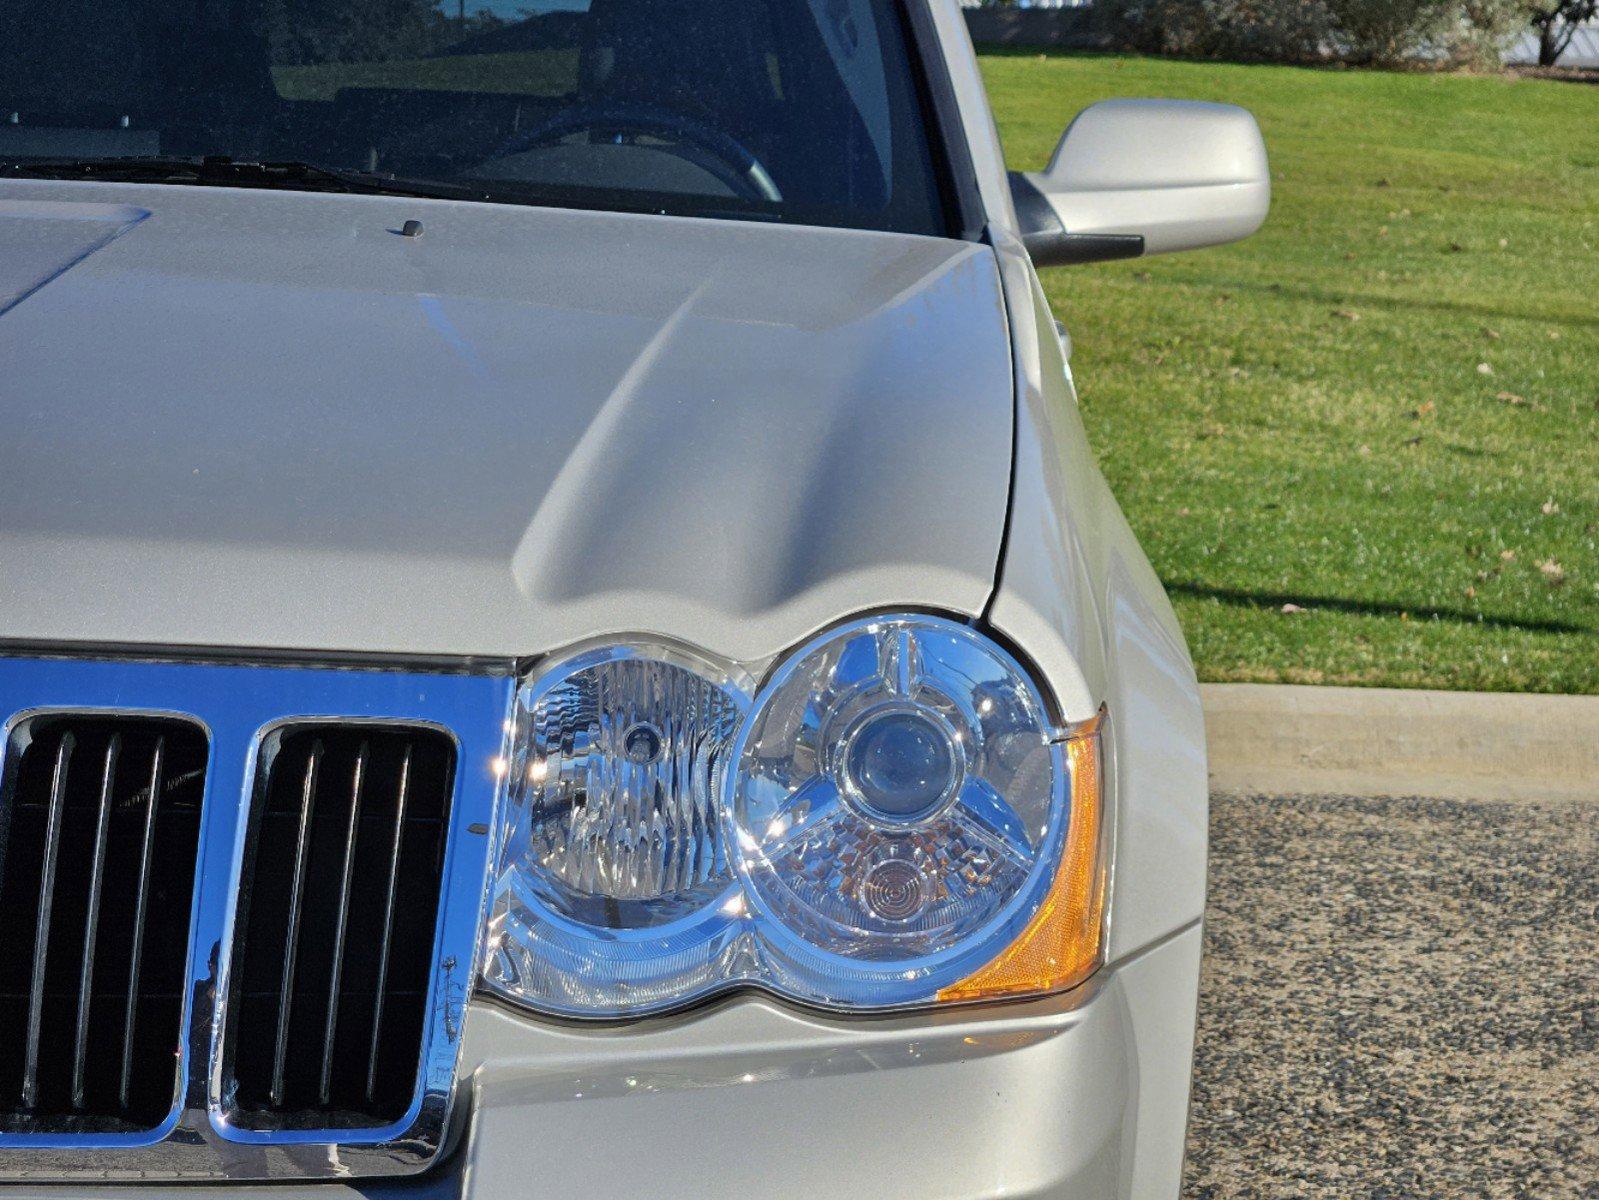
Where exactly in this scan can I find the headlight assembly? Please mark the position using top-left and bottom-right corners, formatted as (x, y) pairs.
(480, 615), (1105, 1019)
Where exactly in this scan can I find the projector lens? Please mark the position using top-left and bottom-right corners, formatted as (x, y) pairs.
(844, 707), (961, 823)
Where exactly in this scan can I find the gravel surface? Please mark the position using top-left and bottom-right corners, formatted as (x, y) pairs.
(1185, 792), (1599, 1199)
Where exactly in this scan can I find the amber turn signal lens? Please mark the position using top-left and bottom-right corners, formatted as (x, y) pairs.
(936, 708), (1106, 1003)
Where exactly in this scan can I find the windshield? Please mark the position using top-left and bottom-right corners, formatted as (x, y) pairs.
(0, 0), (952, 235)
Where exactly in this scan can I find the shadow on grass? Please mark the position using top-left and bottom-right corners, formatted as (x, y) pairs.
(1164, 581), (1598, 636)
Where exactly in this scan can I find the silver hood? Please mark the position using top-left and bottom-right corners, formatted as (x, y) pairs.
(0, 182), (1014, 663)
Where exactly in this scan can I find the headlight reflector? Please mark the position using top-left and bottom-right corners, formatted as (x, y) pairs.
(481, 616), (1104, 1018)
(482, 643), (751, 1014)
(727, 615), (1071, 1006)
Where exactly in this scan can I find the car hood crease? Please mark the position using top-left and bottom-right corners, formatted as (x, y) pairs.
(0, 181), (1016, 664)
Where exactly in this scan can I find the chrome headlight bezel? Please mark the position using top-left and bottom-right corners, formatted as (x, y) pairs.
(479, 613), (1105, 1021)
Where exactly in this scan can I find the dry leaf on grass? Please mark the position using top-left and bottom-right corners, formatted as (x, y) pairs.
(1537, 559), (1567, 586)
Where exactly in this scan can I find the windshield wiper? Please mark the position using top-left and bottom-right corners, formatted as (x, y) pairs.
(1, 152), (808, 225)
(0, 154), (499, 205)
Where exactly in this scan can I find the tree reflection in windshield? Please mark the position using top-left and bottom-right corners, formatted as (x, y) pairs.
(0, 0), (951, 235)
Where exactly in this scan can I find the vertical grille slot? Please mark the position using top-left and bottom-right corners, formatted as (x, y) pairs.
(0, 717), (207, 1132)
(227, 727), (454, 1129)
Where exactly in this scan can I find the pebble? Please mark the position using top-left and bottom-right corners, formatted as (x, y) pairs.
(1185, 792), (1599, 1198)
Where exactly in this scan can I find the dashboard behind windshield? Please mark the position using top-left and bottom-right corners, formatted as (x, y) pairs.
(0, 0), (953, 235)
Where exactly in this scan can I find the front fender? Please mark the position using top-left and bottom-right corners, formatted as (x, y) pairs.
(983, 234), (1209, 966)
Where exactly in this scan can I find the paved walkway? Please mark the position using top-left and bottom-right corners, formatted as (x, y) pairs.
(1203, 684), (1599, 804)
(1185, 791), (1599, 1198)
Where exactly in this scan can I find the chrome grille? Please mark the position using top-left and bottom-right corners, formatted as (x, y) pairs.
(0, 717), (206, 1132)
(0, 655), (511, 1183)
(225, 727), (454, 1129)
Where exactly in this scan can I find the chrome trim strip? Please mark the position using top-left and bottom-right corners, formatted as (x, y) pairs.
(72, 733), (120, 1111)
(0, 639), (517, 676)
(367, 744), (412, 1103)
(319, 739), (366, 1107)
(0, 655), (514, 1182)
(22, 732), (72, 1111)
(269, 739), (321, 1110)
(121, 734), (166, 1111)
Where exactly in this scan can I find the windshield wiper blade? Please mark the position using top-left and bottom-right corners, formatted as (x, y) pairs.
(0, 154), (495, 204)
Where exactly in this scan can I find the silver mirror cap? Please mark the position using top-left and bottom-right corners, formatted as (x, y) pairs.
(1019, 98), (1270, 263)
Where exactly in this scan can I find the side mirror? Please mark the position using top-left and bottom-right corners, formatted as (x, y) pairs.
(1012, 99), (1270, 268)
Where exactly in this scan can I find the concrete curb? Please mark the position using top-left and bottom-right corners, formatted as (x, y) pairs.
(1201, 683), (1599, 803)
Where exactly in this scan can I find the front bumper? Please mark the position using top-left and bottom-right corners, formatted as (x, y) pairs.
(0, 922), (1198, 1200)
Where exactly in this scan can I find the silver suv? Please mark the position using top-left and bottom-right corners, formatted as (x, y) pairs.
(0, 2), (1266, 1196)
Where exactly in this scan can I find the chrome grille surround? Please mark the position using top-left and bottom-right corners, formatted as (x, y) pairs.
(0, 653), (513, 1182)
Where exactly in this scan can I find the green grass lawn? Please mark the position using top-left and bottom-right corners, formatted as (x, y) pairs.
(980, 52), (1599, 693)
